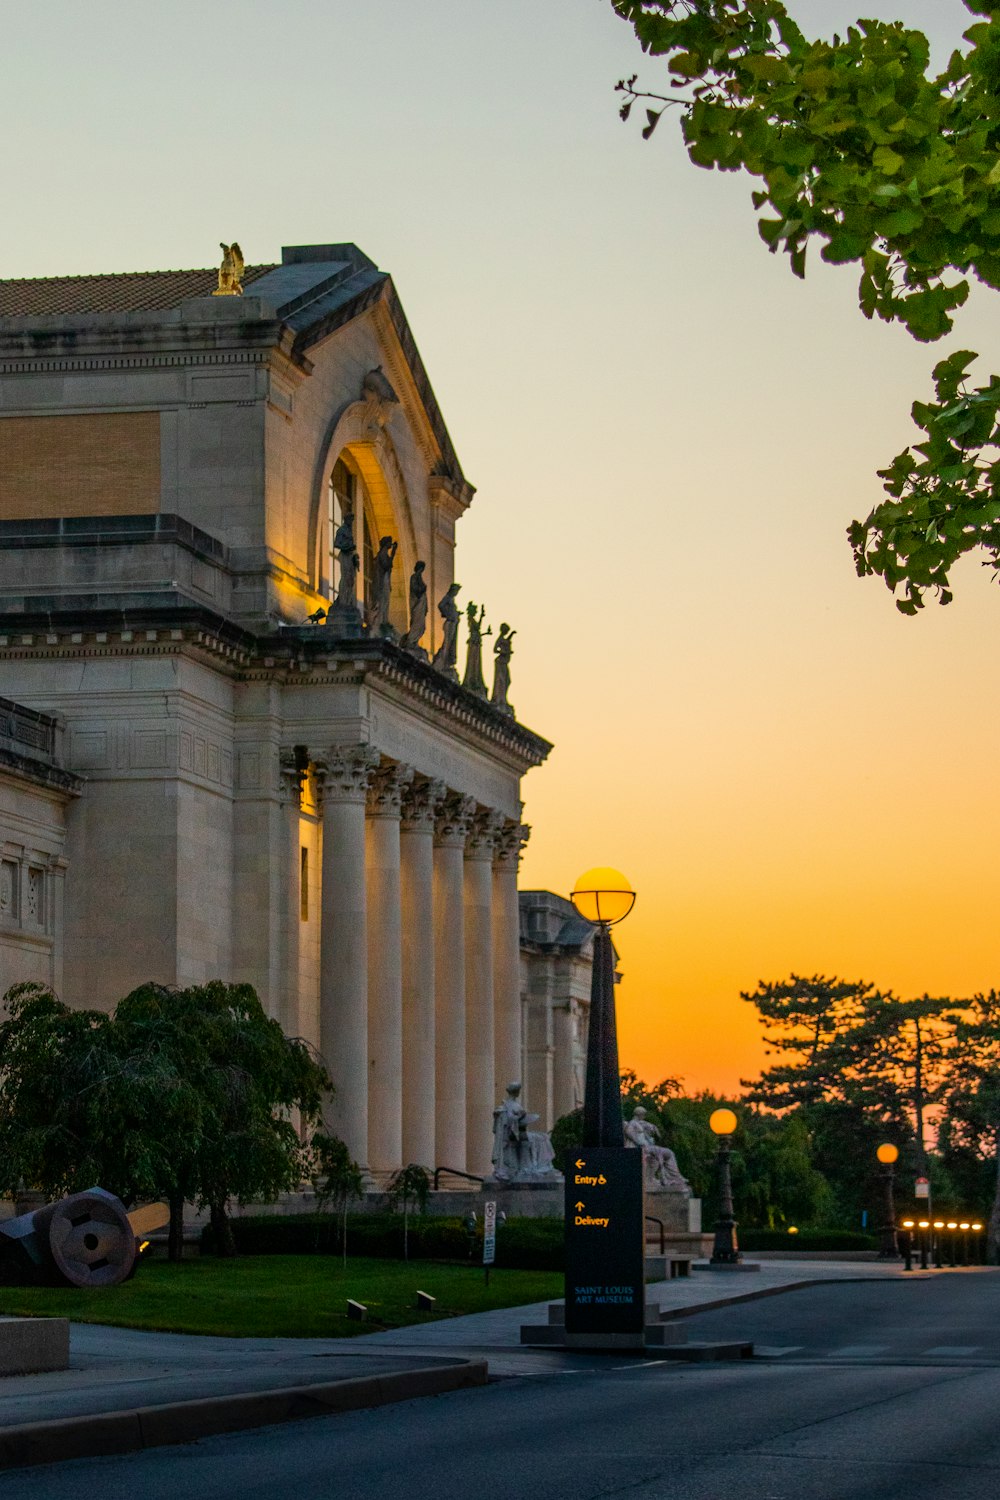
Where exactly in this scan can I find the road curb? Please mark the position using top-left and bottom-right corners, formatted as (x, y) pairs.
(658, 1276), (908, 1321)
(0, 1358), (489, 1472)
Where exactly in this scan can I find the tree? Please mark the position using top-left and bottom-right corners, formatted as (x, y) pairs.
(0, 982), (199, 1218)
(740, 975), (876, 1110)
(310, 1132), (365, 1267)
(941, 990), (1000, 1260)
(612, 0), (1000, 610)
(387, 1164), (431, 1261)
(117, 982), (330, 1257)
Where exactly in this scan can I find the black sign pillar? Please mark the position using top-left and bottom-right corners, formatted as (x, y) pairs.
(564, 1147), (645, 1340)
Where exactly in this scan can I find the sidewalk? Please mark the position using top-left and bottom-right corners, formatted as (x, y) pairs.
(0, 1256), (974, 1471)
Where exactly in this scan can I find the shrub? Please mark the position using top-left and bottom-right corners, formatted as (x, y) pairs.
(200, 1212), (565, 1268)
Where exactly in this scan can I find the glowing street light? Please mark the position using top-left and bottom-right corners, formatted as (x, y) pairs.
(571, 868), (636, 1148)
(876, 1143), (900, 1260)
(708, 1107), (741, 1266)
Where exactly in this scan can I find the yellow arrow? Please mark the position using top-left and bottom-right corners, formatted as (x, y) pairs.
(575, 1201), (585, 1211)
(575, 1158), (586, 1168)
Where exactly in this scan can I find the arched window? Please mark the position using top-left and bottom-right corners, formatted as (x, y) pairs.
(327, 455), (375, 607)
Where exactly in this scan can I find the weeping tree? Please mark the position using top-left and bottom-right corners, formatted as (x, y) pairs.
(387, 1164), (432, 1261)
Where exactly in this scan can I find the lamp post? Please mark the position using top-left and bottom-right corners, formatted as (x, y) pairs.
(876, 1143), (899, 1259)
(933, 1220), (944, 1268)
(570, 868), (636, 1149)
(709, 1107), (741, 1265)
(917, 1220), (930, 1270)
(562, 868), (643, 1345)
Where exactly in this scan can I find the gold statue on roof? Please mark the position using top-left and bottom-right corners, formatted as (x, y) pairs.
(213, 242), (245, 296)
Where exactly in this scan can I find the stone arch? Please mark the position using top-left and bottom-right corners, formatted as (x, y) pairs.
(308, 401), (418, 631)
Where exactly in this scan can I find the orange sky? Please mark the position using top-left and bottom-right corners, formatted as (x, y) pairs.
(4, 0), (993, 1096)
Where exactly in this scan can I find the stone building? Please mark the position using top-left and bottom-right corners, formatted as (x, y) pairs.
(0, 242), (555, 1178)
(518, 890), (596, 1132)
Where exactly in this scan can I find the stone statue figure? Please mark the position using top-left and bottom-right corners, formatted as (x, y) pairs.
(214, 242), (245, 297)
(491, 1082), (558, 1182)
(462, 603), (491, 698)
(490, 623), (516, 715)
(432, 582), (462, 681)
(624, 1107), (691, 1195)
(333, 512), (360, 611)
(367, 535), (398, 639)
(401, 561), (428, 654)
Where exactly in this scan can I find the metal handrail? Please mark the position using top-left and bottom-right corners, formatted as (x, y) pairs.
(645, 1214), (666, 1254)
(433, 1167), (486, 1190)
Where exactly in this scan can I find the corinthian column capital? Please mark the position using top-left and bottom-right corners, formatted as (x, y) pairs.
(466, 807), (505, 861)
(401, 776), (447, 831)
(366, 760), (415, 819)
(434, 792), (477, 849)
(494, 820), (531, 871)
(278, 747), (307, 806)
(314, 745), (380, 805)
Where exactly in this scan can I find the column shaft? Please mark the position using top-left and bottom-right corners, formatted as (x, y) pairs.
(465, 811), (501, 1177)
(400, 779), (445, 1168)
(279, 754), (303, 1039)
(318, 746), (378, 1166)
(433, 794), (475, 1171)
(366, 763), (412, 1175)
(493, 822), (528, 1099)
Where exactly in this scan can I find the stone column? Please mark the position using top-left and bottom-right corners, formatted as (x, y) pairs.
(366, 760), (413, 1176)
(316, 745), (378, 1167)
(553, 1001), (578, 1128)
(433, 792), (476, 1171)
(400, 777), (446, 1169)
(493, 822), (529, 1103)
(278, 751), (304, 1040)
(464, 808), (502, 1176)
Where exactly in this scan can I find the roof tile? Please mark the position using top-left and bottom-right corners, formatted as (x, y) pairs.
(0, 265), (277, 318)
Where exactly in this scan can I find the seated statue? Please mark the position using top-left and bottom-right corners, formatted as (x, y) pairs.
(491, 1082), (558, 1182)
(624, 1106), (691, 1195)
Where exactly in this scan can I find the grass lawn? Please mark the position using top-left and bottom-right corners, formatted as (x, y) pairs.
(0, 1256), (562, 1339)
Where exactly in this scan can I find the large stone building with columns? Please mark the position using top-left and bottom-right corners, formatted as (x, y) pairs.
(0, 242), (556, 1179)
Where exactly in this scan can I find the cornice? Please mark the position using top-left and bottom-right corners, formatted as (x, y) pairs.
(0, 606), (553, 770)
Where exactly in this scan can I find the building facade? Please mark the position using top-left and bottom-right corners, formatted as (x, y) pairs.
(0, 243), (554, 1178)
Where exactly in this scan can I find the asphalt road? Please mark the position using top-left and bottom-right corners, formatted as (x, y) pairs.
(5, 1274), (1000, 1499)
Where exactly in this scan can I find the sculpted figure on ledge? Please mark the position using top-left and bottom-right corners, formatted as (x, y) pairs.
(462, 602), (491, 698)
(367, 535), (398, 640)
(432, 582), (462, 681)
(490, 623), (516, 716)
(401, 560), (428, 655)
(624, 1107), (691, 1195)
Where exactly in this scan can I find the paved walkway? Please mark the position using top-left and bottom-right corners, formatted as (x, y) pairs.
(0, 1256), (988, 1468)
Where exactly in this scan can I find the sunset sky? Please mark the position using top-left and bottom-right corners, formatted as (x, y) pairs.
(3, 0), (995, 1097)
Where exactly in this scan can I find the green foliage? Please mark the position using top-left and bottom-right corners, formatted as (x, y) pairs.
(201, 1213), (566, 1270)
(939, 990), (1000, 1259)
(612, 1), (1000, 607)
(739, 1227), (877, 1251)
(550, 1106), (583, 1161)
(0, 979), (331, 1257)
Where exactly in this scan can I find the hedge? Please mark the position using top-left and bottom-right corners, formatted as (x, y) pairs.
(201, 1213), (565, 1269)
(738, 1229), (878, 1251)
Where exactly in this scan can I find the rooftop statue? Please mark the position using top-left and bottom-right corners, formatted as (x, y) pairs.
(367, 535), (398, 640)
(491, 1082), (558, 1182)
(624, 1107), (691, 1195)
(213, 242), (245, 297)
(490, 623), (516, 716)
(401, 561), (429, 656)
(462, 602), (491, 698)
(432, 582), (461, 681)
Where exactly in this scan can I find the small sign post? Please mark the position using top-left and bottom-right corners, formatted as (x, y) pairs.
(915, 1177), (930, 1200)
(564, 1147), (645, 1341)
(483, 1200), (497, 1286)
